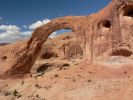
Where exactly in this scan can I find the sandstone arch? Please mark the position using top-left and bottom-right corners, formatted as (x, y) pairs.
(0, 0), (133, 79)
(0, 16), (89, 79)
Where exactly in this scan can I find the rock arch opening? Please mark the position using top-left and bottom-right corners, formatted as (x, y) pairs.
(36, 28), (84, 60)
(34, 28), (83, 74)
(49, 29), (72, 38)
(123, 5), (133, 17)
(102, 20), (111, 28)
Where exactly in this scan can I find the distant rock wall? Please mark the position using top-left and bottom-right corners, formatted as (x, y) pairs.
(58, 41), (83, 59)
(0, 0), (133, 78)
(38, 33), (83, 60)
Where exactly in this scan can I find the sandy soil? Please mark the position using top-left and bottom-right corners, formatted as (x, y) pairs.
(0, 57), (133, 100)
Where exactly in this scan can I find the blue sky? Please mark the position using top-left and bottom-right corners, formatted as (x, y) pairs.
(0, 0), (111, 43)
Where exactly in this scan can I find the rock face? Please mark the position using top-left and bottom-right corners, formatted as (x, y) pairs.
(0, 0), (133, 78)
(38, 32), (83, 60)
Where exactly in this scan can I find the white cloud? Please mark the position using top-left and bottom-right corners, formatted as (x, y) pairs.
(0, 25), (20, 31)
(29, 19), (51, 30)
(0, 25), (20, 38)
(21, 31), (31, 36)
(0, 18), (58, 43)
(0, 25), (31, 43)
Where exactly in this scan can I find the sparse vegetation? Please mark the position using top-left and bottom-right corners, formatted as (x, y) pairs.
(13, 90), (21, 98)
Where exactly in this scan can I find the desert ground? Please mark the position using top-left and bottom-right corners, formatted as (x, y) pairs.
(0, 33), (133, 100)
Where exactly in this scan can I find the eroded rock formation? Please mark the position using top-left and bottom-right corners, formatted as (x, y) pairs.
(0, 0), (133, 78)
(38, 32), (83, 60)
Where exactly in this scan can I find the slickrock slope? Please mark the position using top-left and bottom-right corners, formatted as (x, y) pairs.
(0, 0), (133, 78)
(0, 59), (133, 100)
